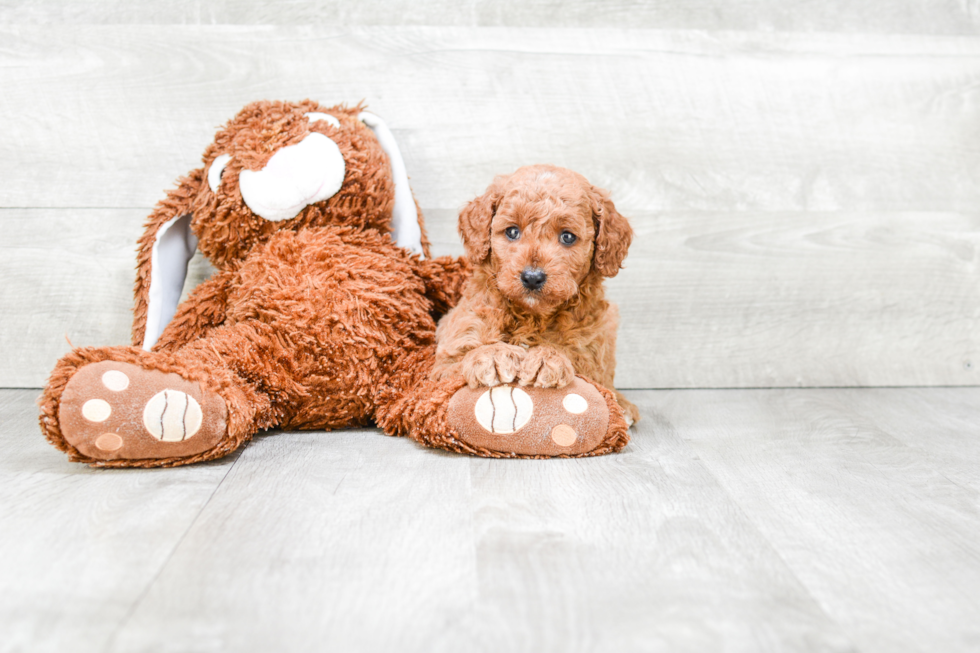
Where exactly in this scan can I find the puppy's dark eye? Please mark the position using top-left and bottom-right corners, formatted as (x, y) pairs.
(505, 226), (521, 241)
(559, 231), (577, 246)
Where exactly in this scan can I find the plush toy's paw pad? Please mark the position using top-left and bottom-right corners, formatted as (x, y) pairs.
(58, 361), (227, 461)
(447, 377), (610, 456)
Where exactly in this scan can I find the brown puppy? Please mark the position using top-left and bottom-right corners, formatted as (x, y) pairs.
(432, 164), (640, 425)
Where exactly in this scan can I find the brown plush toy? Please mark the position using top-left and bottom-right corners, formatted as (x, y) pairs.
(38, 100), (629, 467)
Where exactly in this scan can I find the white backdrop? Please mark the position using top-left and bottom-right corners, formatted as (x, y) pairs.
(2, 2), (979, 388)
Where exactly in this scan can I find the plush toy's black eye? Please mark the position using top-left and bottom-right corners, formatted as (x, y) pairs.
(560, 231), (578, 246)
(505, 226), (521, 241)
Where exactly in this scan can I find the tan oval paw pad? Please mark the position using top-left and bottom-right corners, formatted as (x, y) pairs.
(550, 424), (577, 447)
(562, 393), (588, 414)
(143, 390), (203, 442)
(82, 399), (111, 422)
(474, 386), (533, 434)
(101, 370), (130, 391)
(95, 433), (123, 451)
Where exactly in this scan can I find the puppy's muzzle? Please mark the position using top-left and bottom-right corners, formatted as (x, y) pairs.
(521, 267), (548, 291)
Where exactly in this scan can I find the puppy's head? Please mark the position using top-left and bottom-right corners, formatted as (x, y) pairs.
(459, 164), (632, 313)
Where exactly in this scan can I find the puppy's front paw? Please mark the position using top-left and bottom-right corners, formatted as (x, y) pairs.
(460, 343), (526, 388)
(519, 346), (575, 388)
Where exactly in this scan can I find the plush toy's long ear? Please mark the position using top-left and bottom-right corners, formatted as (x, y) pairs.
(132, 170), (203, 350)
(589, 185), (633, 278)
(358, 111), (425, 258)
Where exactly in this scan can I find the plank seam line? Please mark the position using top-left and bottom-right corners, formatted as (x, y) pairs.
(101, 446), (246, 653)
(618, 384), (980, 391)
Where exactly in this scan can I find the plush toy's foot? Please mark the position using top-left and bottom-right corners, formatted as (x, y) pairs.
(57, 361), (228, 462)
(446, 376), (628, 457)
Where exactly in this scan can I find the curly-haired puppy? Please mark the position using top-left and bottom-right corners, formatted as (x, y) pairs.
(432, 164), (640, 425)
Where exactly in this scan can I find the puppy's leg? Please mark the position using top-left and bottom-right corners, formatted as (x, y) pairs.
(613, 389), (640, 426)
(457, 342), (526, 388)
(519, 346), (575, 388)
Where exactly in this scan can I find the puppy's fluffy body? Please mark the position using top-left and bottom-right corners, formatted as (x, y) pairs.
(433, 165), (640, 424)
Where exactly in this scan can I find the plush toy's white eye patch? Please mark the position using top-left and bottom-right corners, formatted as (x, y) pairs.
(305, 112), (340, 129)
(208, 154), (231, 193)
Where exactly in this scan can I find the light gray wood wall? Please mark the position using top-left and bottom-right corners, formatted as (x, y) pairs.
(2, 9), (979, 388)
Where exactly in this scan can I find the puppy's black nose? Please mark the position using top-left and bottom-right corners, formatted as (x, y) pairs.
(521, 267), (547, 291)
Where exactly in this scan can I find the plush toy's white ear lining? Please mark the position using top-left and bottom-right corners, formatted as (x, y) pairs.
(142, 213), (199, 350)
(358, 111), (424, 258)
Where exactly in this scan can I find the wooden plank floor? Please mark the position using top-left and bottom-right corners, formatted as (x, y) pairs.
(4, 387), (979, 653)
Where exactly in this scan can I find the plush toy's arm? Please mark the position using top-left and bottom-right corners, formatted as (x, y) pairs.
(415, 255), (471, 317)
(151, 268), (236, 353)
(132, 170), (204, 349)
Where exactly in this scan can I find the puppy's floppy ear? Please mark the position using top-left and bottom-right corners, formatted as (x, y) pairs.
(458, 178), (502, 264)
(589, 185), (633, 278)
(132, 170), (203, 350)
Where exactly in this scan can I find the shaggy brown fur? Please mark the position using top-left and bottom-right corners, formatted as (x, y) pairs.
(132, 101), (418, 346)
(432, 164), (640, 424)
(38, 102), (630, 467)
(39, 100), (471, 467)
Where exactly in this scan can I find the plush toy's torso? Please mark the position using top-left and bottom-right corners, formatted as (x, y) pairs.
(158, 226), (439, 431)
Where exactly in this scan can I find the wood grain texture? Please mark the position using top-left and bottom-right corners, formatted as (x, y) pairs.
(107, 392), (853, 653)
(660, 387), (980, 653)
(1, 27), (979, 215)
(610, 210), (980, 388)
(4, 208), (977, 389)
(435, 411), (852, 652)
(3, 25), (979, 389)
(110, 429), (478, 653)
(7, 388), (980, 651)
(0, 209), (216, 389)
(0, 389), (235, 653)
(843, 388), (980, 492)
(2, 0), (980, 34)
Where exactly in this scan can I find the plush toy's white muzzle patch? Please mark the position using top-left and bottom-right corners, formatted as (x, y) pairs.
(238, 132), (346, 222)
